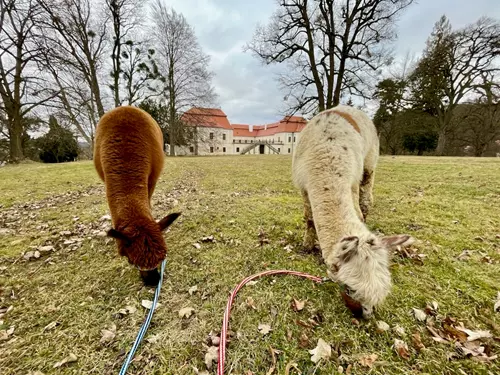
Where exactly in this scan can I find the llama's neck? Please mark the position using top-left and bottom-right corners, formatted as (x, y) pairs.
(307, 182), (369, 259)
(105, 183), (153, 229)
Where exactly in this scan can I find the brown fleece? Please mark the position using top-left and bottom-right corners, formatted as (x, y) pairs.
(329, 109), (361, 134)
(94, 106), (167, 270)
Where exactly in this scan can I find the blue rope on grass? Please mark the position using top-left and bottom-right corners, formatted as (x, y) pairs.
(118, 259), (166, 375)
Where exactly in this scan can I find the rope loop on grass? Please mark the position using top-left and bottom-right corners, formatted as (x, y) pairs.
(217, 269), (324, 375)
(118, 258), (166, 375)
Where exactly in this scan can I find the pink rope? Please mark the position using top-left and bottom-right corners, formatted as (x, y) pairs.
(217, 269), (324, 375)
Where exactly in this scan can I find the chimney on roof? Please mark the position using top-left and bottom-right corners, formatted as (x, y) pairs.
(249, 125), (253, 132)
(264, 124), (267, 130)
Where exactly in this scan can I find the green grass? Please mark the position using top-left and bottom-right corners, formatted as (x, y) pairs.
(0, 155), (499, 374)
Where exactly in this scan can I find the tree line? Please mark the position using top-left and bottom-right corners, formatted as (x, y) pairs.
(247, 1), (499, 156)
(1, 0), (499, 163)
(0, 0), (216, 163)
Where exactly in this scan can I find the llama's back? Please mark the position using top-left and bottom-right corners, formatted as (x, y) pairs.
(94, 106), (164, 184)
(292, 106), (377, 191)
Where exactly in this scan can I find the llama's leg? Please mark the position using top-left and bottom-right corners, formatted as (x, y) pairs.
(302, 190), (317, 252)
(360, 145), (378, 220)
(351, 184), (364, 221)
(359, 169), (375, 220)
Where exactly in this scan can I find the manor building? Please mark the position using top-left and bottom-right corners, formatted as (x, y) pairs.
(177, 107), (307, 155)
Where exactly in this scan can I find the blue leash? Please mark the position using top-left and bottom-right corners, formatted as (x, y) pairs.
(118, 259), (166, 375)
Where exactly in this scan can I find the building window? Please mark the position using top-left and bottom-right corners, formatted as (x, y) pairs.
(210, 147), (214, 153)
(223, 133), (226, 141)
(239, 140), (242, 143)
(189, 146), (194, 153)
(288, 148), (291, 153)
(210, 132), (214, 139)
(278, 148), (281, 152)
(251, 140), (253, 143)
(278, 137), (280, 142)
(236, 147), (240, 152)
(223, 147), (226, 153)
(288, 136), (291, 142)
(294, 136), (296, 142)
(245, 140), (247, 143)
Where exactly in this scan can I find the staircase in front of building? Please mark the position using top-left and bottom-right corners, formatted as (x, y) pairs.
(240, 142), (281, 155)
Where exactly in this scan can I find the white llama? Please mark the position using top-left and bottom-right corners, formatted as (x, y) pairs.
(292, 105), (414, 318)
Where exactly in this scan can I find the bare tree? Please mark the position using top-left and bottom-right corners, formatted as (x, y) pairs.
(150, 0), (216, 155)
(246, 0), (414, 115)
(105, 0), (143, 106)
(411, 16), (500, 155)
(0, 0), (56, 162)
(121, 40), (163, 105)
(37, 0), (108, 147)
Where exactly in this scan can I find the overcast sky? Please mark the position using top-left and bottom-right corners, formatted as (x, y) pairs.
(164, 0), (500, 125)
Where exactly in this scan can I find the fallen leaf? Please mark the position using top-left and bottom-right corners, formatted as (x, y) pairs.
(193, 243), (201, 249)
(205, 346), (218, 370)
(193, 367), (209, 375)
(284, 361), (301, 375)
(376, 320), (390, 333)
(246, 297), (257, 310)
(345, 364), (352, 375)
(494, 292), (500, 313)
(43, 321), (59, 332)
(412, 332), (426, 352)
(412, 308), (427, 322)
(100, 324), (116, 344)
(455, 327), (492, 342)
(53, 353), (77, 368)
(443, 322), (468, 343)
(298, 332), (310, 348)
(258, 323), (272, 335)
(266, 346), (279, 375)
(188, 285), (198, 295)
(394, 339), (410, 360)
(393, 325), (406, 337)
(27, 372), (45, 375)
(141, 300), (161, 310)
(309, 338), (331, 363)
(146, 334), (160, 344)
(201, 235), (215, 242)
(178, 307), (195, 319)
(292, 299), (305, 312)
(359, 353), (378, 368)
(284, 244), (293, 253)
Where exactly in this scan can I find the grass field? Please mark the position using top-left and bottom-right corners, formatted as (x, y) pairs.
(0, 155), (499, 375)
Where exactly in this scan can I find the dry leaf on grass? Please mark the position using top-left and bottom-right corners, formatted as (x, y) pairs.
(266, 347), (280, 375)
(393, 325), (406, 337)
(141, 300), (161, 310)
(376, 320), (390, 333)
(494, 292), (500, 313)
(455, 327), (492, 342)
(0, 326), (14, 341)
(412, 308), (427, 322)
(394, 339), (410, 360)
(258, 323), (272, 335)
(309, 338), (331, 363)
(43, 321), (59, 332)
(205, 346), (218, 370)
(179, 307), (195, 319)
(188, 285), (198, 295)
(285, 361), (301, 375)
(100, 324), (116, 344)
(193, 243), (201, 249)
(117, 305), (137, 316)
(246, 297), (257, 310)
(412, 332), (426, 352)
(53, 353), (77, 368)
(359, 353), (378, 368)
(291, 299), (305, 312)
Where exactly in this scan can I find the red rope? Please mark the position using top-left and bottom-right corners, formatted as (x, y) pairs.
(217, 270), (324, 375)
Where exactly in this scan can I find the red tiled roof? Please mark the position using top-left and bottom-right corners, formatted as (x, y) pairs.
(181, 107), (232, 129)
(181, 107), (307, 135)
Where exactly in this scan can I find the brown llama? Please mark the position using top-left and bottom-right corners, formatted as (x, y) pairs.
(94, 106), (180, 286)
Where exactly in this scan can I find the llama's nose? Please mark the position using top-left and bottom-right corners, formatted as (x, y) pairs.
(140, 268), (161, 287)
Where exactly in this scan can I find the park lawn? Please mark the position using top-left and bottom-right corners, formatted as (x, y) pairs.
(0, 155), (499, 375)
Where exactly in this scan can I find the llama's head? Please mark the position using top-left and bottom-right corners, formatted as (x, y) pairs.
(326, 233), (414, 319)
(107, 212), (181, 286)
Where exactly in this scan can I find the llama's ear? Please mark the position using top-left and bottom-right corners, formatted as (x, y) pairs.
(107, 228), (131, 242)
(158, 212), (181, 231)
(381, 235), (414, 249)
(339, 236), (359, 262)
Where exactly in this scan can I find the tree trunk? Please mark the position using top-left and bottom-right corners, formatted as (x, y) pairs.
(9, 108), (23, 162)
(435, 130), (447, 156)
